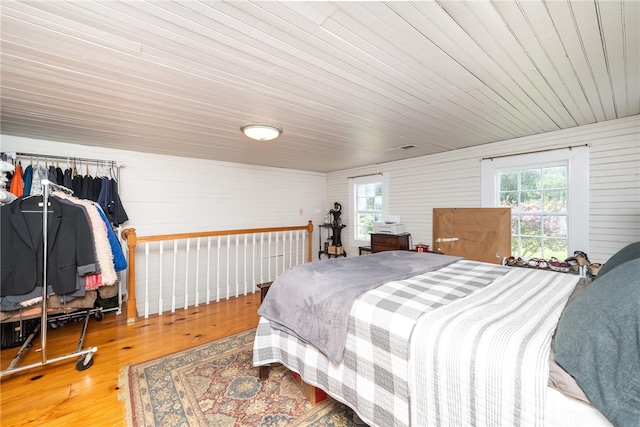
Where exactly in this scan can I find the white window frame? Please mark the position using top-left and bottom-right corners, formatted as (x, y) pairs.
(481, 147), (589, 257)
(349, 172), (389, 245)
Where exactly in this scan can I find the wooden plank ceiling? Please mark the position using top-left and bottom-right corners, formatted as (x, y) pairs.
(1, 0), (638, 172)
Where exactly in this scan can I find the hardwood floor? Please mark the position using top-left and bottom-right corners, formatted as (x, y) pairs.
(0, 293), (262, 427)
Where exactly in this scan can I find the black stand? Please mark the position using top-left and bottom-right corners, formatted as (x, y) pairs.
(318, 224), (347, 259)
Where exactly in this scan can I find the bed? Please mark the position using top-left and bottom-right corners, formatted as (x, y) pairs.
(253, 245), (639, 427)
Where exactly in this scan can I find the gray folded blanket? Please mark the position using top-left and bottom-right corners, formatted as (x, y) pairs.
(258, 250), (462, 363)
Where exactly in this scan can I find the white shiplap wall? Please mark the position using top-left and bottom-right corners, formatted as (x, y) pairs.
(328, 115), (640, 263)
(1, 136), (328, 314)
(0, 136), (328, 236)
(2, 115), (638, 267)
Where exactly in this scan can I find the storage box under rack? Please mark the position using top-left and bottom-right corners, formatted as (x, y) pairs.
(328, 245), (344, 255)
(1, 319), (38, 349)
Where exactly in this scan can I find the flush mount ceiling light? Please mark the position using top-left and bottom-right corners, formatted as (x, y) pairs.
(240, 123), (283, 141)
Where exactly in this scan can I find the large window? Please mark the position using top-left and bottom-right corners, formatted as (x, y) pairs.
(349, 173), (389, 243)
(481, 147), (588, 259)
(499, 165), (568, 258)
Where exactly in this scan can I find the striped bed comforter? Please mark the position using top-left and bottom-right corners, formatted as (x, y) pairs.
(253, 260), (580, 427)
(410, 267), (580, 426)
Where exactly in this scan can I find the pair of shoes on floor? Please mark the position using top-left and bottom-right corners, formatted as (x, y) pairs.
(588, 262), (602, 277)
(564, 256), (581, 272)
(527, 258), (549, 269)
(548, 257), (571, 273)
(574, 251), (602, 276)
(574, 251), (590, 266)
(504, 256), (526, 267)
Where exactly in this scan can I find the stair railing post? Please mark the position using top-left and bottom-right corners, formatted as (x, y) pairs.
(306, 220), (314, 263)
(122, 228), (138, 323)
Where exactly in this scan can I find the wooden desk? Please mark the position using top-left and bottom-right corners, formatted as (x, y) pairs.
(370, 233), (411, 253)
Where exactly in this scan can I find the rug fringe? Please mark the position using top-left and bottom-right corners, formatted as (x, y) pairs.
(118, 365), (134, 427)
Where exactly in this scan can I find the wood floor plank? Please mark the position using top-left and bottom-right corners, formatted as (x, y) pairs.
(1, 292), (262, 427)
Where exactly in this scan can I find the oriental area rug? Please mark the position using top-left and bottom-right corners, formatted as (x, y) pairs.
(119, 329), (360, 426)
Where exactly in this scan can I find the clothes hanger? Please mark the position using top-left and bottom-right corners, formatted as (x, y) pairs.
(96, 161), (108, 178)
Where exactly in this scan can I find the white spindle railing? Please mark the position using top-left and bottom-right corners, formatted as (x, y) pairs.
(122, 222), (314, 322)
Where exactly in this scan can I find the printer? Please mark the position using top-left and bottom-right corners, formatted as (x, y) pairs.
(374, 222), (405, 234)
(374, 215), (405, 234)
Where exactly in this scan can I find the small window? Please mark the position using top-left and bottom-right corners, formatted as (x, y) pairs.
(349, 173), (389, 244)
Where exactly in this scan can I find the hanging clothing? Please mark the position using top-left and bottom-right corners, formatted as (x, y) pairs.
(79, 175), (93, 200)
(56, 166), (64, 185)
(4, 157), (129, 226)
(97, 177), (111, 212)
(72, 171), (83, 195)
(53, 192), (118, 286)
(48, 165), (58, 183)
(95, 204), (127, 272)
(63, 168), (73, 189)
(0, 161), (17, 205)
(22, 165), (33, 197)
(9, 163), (23, 197)
(0, 196), (97, 297)
(107, 178), (128, 225)
(29, 165), (48, 196)
(89, 176), (102, 202)
(0, 190), (17, 205)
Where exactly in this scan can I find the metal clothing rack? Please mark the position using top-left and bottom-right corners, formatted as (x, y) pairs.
(2, 150), (126, 315)
(1, 180), (98, 377)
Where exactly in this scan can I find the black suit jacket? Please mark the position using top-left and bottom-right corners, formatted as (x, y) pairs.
(1, 196), (97, 296)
